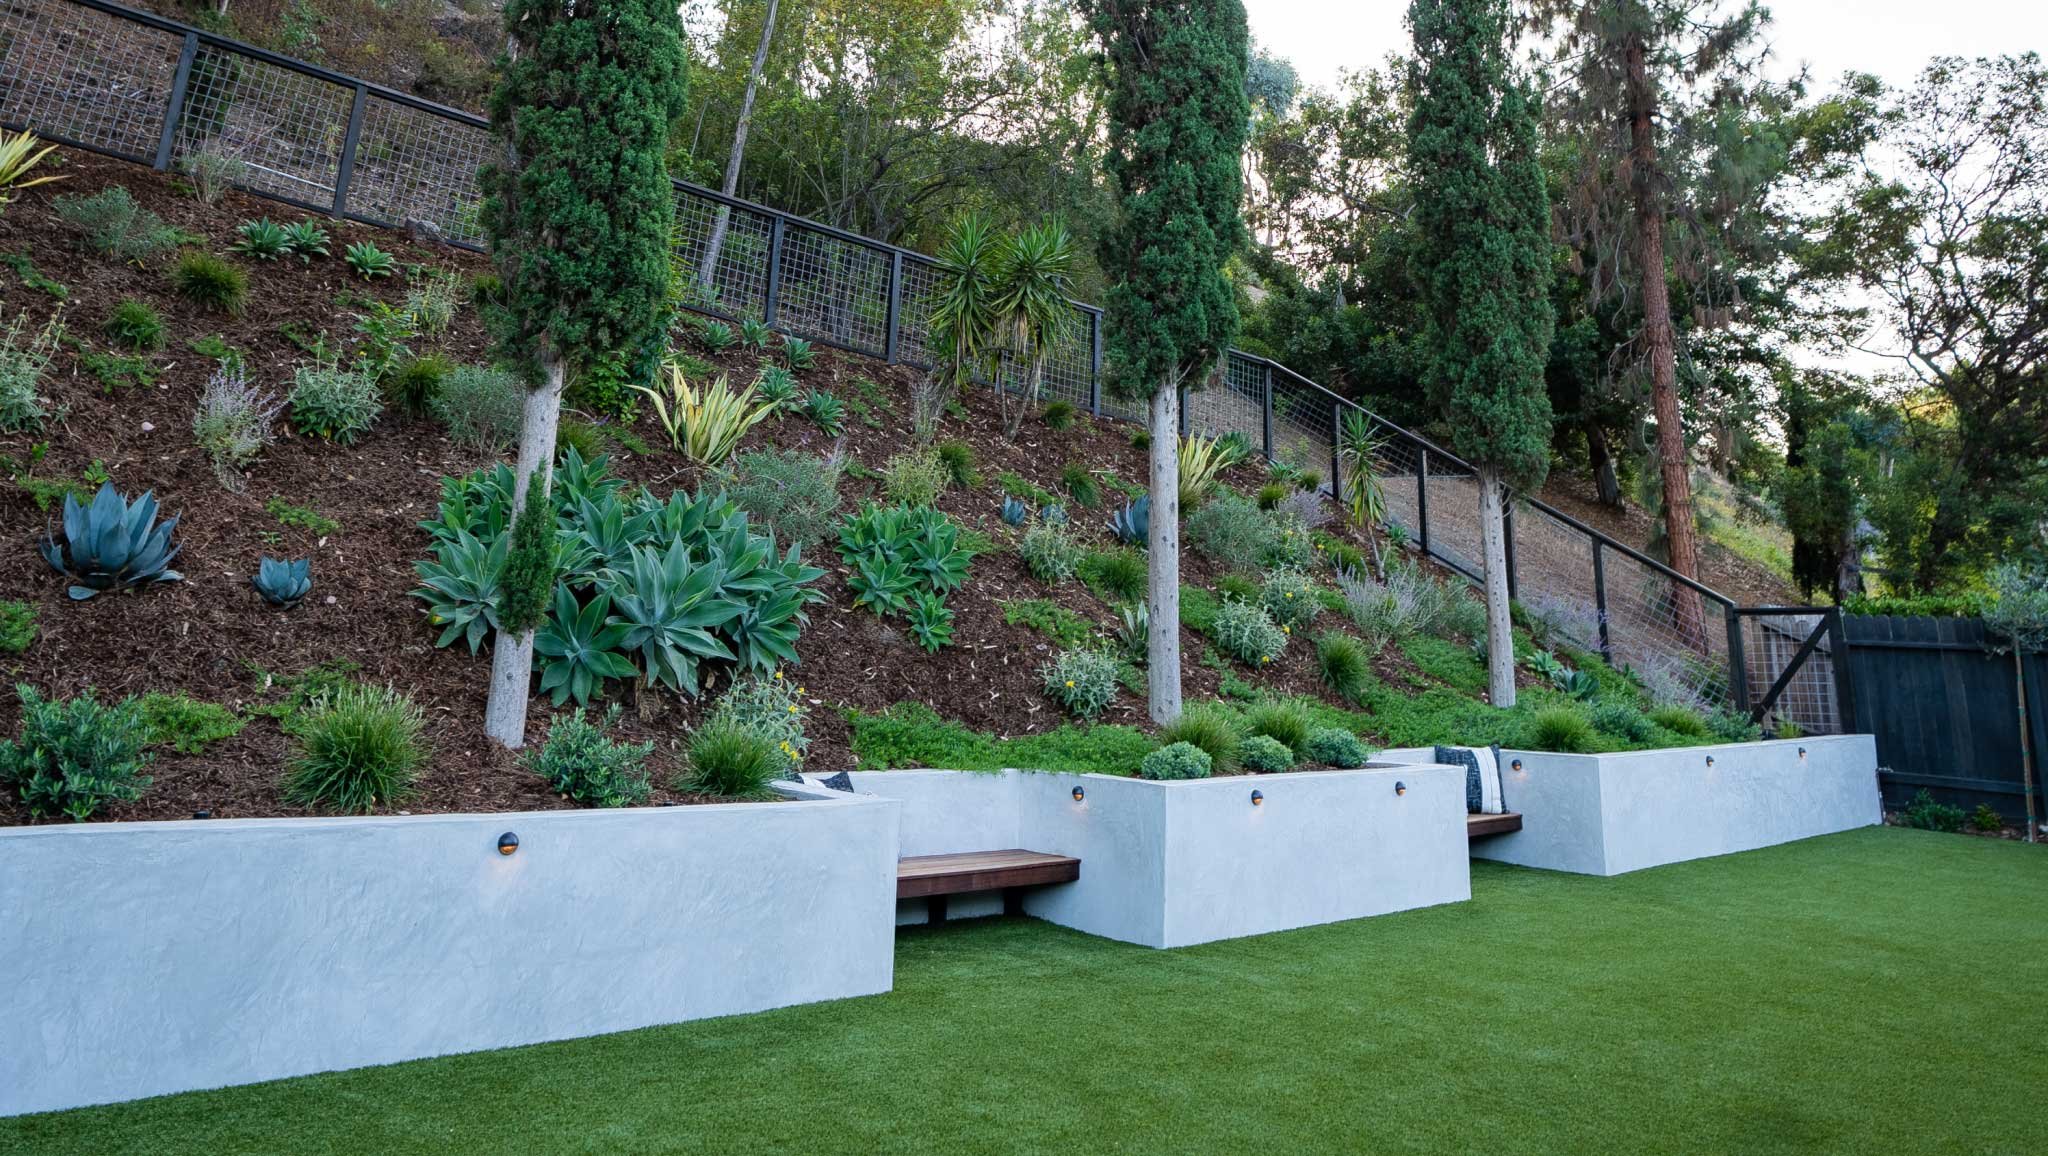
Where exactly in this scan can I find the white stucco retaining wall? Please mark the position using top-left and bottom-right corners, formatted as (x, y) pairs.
(0, 782), (899, 1117)
(1379, 736), (1881, 875)
(824, 766), (1470, 949)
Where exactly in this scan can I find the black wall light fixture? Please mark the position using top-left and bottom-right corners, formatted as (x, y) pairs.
(497, 831), (520, 856)
(1250, 790), (1264, 806)
(1394, 781), (1407, 796)
(1072, 785), (1086, 803)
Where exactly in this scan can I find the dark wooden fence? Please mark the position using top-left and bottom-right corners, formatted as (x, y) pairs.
(1845, 616), (2046, 822)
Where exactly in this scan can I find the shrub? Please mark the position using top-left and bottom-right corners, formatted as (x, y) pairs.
(1129, 428), (1152, 451)
(882, 448), (950, 506)
(0, 309), (62, 432)
(102, 299), (165, 350)
(53, 187), (178, 263)
(1589, 700), (1653, 743)
(282, 683), (428, 813)
(525, 706), (654, 807)
(1337, 561), (1450, 651)
(404, 269), (464, 335)
(138, 691), (243, 754)
(1526, 706), (1596, 753)
(723, 448), (844, 549)
(1061, 463), (1100, 508)
(343, 241), (396, 279)
(680, 718), (781, 799)
(1140, 741), (1212, 781)
(1080, 549), (1147, 604)
(935, 441), (978, 486)
(1646, 704), (1709, 738)
(1971, 804), (2005, 833)
(179, 146), (242, 205)
(1041, 647), (1120, 718)
(1156, 704), (1243, 775)
(1277, 489), (1332, 529)
(431, 364), (525, 452)
(1900, 789), (1965, 833)
(1261, 568), (1323, 630)
(1438, 583), (1488, 641)
(709, 672), (811, 774)
(1245, 700), (1312, 752)
(1303, 727), (1370, 768)
(170, 251), (248, 315)
(290, 361), (382, 443)
(1020, 521), (1085, 584)
(1266, 515), (1317, 569)
(1239, 734), (1294, 773)
(1187, 491), (1279, 572)
(385, 353), (452, 417)
(0, 684), (153, 820)
(1706, 708), (1763, 744)
(1042, 400), (1075, 429)
(1212, 598), (1288, 666)
(1316, 632), (1372, 703)
(0, 600), (35, 653)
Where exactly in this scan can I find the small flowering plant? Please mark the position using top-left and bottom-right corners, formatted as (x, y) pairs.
(709, 671), (810, 773)
(1040, 647), (1119, 718)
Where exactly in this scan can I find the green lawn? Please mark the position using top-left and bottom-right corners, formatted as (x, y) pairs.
(7, 828), (2044, 1155)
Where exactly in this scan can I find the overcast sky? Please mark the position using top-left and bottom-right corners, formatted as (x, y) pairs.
(1246, 1), (2048, 95)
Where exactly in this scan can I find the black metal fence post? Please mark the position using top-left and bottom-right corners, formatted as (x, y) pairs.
(1089, 310), (1103, 415)
(1329, 402), (1343, 501)
(762, 217), (786, 327)
(1260, 365), (1274, 462)
(1592, 539), (1614, 664)
(333, 83), (367, 216)
(153, 32), (199, 171)
(1178, 385), (1189, 437)
(1726, 610), (1751, 716)
(882, 251), (902, 364)
(1416, 448), (1431, 558)
(1502, 500), (1518, 601)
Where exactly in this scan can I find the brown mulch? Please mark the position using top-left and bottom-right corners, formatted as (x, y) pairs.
(0, 148), (1482, 825)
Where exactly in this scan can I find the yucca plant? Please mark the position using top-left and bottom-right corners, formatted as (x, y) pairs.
(990, 217), (1077, 439)
(634, 369), (771, 465)
(252, 555), (312, 607)
(1338, 410), (1391, 576)
(0, 129), (63, 212)
(927, 212), (1003, 403)
(1179, 435), (1232, 510)
(40, 483), (184, 600)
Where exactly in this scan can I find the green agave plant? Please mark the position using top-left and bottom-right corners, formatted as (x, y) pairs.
(600, 539), (739, 697)
(535, 586), (638, 707)
(40, 483), (184, 600)
(410, 528), (507, 653)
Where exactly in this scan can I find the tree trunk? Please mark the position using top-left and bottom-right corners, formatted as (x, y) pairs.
(1478, 467), (1517, 709)
(1586, 422), (1621, 507)
(483, 358), (566, 749)
(1626, 32), (1706, 651)
(1147, 384), (1182, 725)
(2018, 647), (2038, 844)
(699, 0), (780, 289)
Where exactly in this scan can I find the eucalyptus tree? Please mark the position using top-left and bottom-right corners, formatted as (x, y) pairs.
(478, 0), (688, 748)
(1407, 0), (1555, 709)
(1081, 0), (1249, 725)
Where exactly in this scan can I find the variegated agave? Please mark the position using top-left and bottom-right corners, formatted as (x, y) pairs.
(40, 483), (184, 600)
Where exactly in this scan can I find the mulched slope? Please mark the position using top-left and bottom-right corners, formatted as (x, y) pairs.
(0, 148), (1468, 825)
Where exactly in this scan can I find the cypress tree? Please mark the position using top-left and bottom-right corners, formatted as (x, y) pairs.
(1081, 0), (1250, 724)
(478, 0), (688, 747)
(1407, 0), (1555, 709)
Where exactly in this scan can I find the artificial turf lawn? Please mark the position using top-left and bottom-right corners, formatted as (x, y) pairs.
(6, 827), (2043, 1155)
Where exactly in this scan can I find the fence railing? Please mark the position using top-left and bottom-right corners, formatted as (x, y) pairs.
(2, 0), (1816, 719)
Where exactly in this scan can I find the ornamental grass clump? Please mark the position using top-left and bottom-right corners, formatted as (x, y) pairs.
(1245, 699), (1313, 753)
(679, 717), (782, 799)
(1316, 632), (1372, 703)
(1041, 647), (1119, 718)
(1140, 741), (1212, 781)
(1155, 704), (1243, 775)
(525, 706), (655, 808)
(1526, 706), (1596, 754)
(281, 683), (428, 814)
(0, 684), (152, 821)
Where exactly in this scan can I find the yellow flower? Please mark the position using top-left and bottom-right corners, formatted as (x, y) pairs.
(1282, 626), (1290, 634)
(1260, 655), (1271, 664)
(1285, 592), (1293, 599)
(773, 670), (783, 680)
(797, 687), (806, 695)
(1065, 680), (1076, 688)
(787, 705), (799, 714)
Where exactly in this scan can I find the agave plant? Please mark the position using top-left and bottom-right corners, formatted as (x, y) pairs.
(534, 586), (637, 707)
(1039, 502), (1068, 526)
(782, 335), (815, 370)
(600, 539), (740, 698)
(252, 555), (312, 607)
(634, 370), (771, 465)
(41, 484), (184, 600)
(738, 317), (772, 351)
(754, 365), (800, 414)
(410, 529), (507, 653)
(1109, 495), (1150, 545)
(1000, 495), (1028, 526)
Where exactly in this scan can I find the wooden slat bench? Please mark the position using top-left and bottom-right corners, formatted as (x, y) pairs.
(897, 849), (1081, 923)
(1467, 812), (1523, 839)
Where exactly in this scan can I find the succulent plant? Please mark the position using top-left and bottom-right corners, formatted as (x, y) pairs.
(1001, 495), (1028, 526)
(1109, 494), (1150, 545)
(40, 483), (184, 600)
(1039, 502), (1068, 526)
(252, 555), (312, 607)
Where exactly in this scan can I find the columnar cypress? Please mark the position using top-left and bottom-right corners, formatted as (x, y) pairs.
(1407, 0), (1555, 709)
(1081, 0), (1250, 724)
(479, 0), (688, 747)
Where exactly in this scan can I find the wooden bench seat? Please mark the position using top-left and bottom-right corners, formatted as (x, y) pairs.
(898, 849), (1081, 923)
(1467, 812), (1523, 839)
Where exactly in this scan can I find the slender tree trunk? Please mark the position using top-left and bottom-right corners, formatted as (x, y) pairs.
(1586, 423), (1621, 507)
(700, 0), (780, 290)
(1147, 383), (1182, 725)
(1478, 467), (1517, 709)
(2018, 647), (2038, 843)
(1626, 33), (1705, 651)
(483, 358), (566, 749)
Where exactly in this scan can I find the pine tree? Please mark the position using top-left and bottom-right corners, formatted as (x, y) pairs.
(1407, 0), (1556, 709)
(1080, 0), (1250, 725)
(478, 0), (688, 748)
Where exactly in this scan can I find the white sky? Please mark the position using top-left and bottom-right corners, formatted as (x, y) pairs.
(1246, 1), (2048, 95)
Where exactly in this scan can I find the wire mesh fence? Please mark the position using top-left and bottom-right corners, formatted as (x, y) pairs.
(1736, 610), (1846, 735)
(4, 0), (1796, 718)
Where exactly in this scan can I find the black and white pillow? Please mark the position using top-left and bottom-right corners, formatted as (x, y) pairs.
(1433, 744), (1506, 815)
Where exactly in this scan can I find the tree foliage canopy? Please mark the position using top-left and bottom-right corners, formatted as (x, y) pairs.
(1406, 0), (1554, 489)
(481, 0), (689, 386)
(1081, 0), (1250, 400)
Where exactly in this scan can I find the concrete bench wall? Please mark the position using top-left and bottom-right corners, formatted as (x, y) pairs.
(0, 782), (899, 1117)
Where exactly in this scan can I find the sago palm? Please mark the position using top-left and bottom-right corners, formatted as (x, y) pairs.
(989, 218), (1076, 439)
